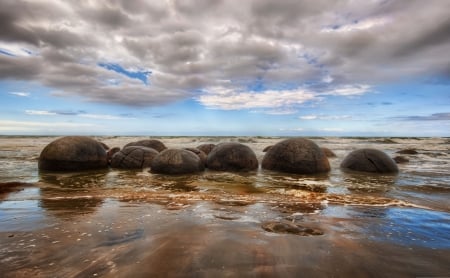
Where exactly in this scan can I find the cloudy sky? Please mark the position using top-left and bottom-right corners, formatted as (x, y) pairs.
(1, 0), (449, 136)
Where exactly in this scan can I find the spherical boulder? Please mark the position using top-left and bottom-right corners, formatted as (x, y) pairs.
(340, 148), (399, 173)
(38, 136), (108, 171)
(262, 145), (273, 152)
(107, 147), (120, 163)
(196, 144), (216, 155)
(206, 142), (258, 171)
(184, 148), (207, 166)
(110, 146), (158, 169)
(321, 147), (336, 158)
(151, 149), (204, 174)
(262, 138), (330, 174)
(124, 139), (167, 152)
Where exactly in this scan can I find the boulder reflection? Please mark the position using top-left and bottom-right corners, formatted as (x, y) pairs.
(38, 170), (107, 218)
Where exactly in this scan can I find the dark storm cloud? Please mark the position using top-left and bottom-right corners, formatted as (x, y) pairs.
(0, 0), (449, 108)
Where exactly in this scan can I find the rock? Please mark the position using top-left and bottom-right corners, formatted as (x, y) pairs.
(393, 156), (409, 164)
(321, 147), (336, 157)
(206, 142), (258, 171)
(151, 149), (204, 174)
(262, 145), (273, 152)
(124, 139), (167, 152)
(340, 148), (399, 173)
(99, 142), (110, 150)
(184, 147), (207, 166)
(262, 138), (330, 174)
(38, 136), (108, 171)
(110, 146), (158, 169)
(396, 149), (418, 155)
(261, 221), (323, 236)
(107, 147), (120, 164)
(196, 144), (216, 155)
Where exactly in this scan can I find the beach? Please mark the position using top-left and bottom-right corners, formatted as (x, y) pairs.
(0, 136), (449, 277)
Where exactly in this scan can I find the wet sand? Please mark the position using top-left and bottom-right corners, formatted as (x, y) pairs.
(1, 184), (449, 277)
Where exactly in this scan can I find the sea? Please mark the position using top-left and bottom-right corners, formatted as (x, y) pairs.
(0, 136), (449, 277)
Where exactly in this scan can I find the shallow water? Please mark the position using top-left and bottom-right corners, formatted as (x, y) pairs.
(0, 136), (449, 277)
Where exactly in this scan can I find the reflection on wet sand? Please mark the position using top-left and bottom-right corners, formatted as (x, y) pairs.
(1, 197), (449, 277)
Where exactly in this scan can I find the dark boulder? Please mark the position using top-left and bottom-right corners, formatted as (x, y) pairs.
(393, 156), (409, 164)
(321, 147), (336, 158)
(340, 148), (399, 173)
(107, 147), (120, 164)
(396, 149), (418, 155)
(196, 144), (216, 155)
(38, 136), (108, 171)
(262, 145), (273, 152)
(261, 221), (323, 236)
(99, 142), (110, 150)
(184, 148), (207, 166)
(151, 149), (204, 174)
(124, 139), (167, 152)
(262, 138), (330, 174)
(110, 146), (158, 169)
(206, 142), (258, 171)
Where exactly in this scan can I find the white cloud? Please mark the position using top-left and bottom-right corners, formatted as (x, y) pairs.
(323, 85), (371, 96)
(198, 87), (316, 110)
(79, 113), (135, 120)
(0, 120), (96, 132)
(321, 17), (390, 33)
(9, 91), (30, 97)
(321, 127), (345, 132)
(25, 110), (57, 116)
(300, 115), (351, 120)
(24, 110), (134, 120)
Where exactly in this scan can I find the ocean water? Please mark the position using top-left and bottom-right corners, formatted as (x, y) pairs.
(0, 136), (449, 277)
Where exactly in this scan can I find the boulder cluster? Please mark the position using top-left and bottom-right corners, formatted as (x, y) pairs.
(38, 136), (399, 175)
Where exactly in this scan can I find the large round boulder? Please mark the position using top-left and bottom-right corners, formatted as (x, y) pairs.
(151, 149), (204, 174)
(124, 139), (167, 152)
(196, 144), (216, 155)
(262, 138), (330, 174)
(206, 142), (258, 171)
(38, 136), (108, 171)
(110, 146), (159, 169)
(340, 148), (399, 173)
(321, 147), (336, 158)
(184, 148), (207, 166)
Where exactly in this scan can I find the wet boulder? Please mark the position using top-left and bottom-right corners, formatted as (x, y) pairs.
(196, 144), (216, 155)
(184, 148), (207, 166)
(206, 142), (258, 171)
(396, 149), (418, 155)
(151, 149), (204, 174)
(38, 136), (108, 171)
(107, 147), (120, 164)
(340, 148), (399, 173)
(262, 138), (330, 174)
(124, 139), (167, 152)
(110, 146), (158, 169)
(393, 156), (409, 164)
(321, 147), (336, 158)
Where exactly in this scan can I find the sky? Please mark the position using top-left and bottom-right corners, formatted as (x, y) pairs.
(0, 0), (449, 136)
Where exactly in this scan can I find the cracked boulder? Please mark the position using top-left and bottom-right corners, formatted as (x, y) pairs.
(110, 146), (159, 169)
(124, 139), (167, 152)
(340, 148), (398, 173)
